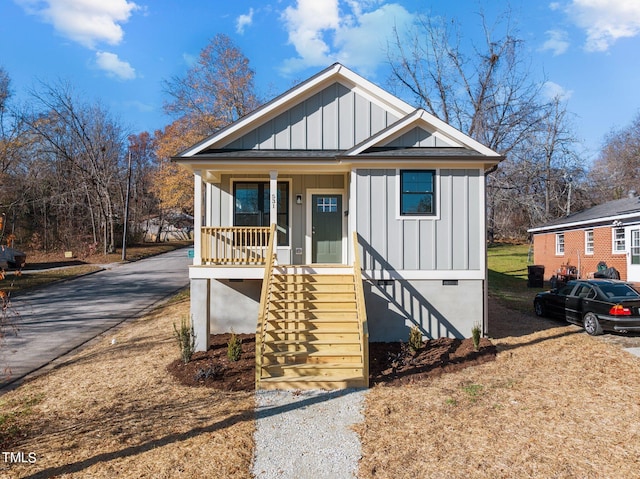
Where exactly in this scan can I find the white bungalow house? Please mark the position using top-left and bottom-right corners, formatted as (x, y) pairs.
(174, 63), (503, 389)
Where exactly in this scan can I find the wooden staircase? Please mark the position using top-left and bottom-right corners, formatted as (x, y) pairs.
(255, 231), (369, 390)
(256, 270), (368, 390)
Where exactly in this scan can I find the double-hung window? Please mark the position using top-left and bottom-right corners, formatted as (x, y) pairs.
(400, 170), (436, 216)
(613, 227), (626, 253)
(556, 233), (565, 255)
(233, 181), (289, 246)
(585, 229), (594, 255)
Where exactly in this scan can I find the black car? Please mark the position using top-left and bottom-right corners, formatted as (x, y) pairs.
(533, 279), (640, 335)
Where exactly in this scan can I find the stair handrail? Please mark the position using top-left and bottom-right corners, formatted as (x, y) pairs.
(255, 223), (277, 388)
(352, 232), (370, 387)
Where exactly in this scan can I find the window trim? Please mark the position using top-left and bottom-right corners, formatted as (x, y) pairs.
(612, 227), (626, 254)
(585, 229), (594, 255)
(396, 168), (440, 220)
(556, 233), (565, 255)
(230, 177), (292, 248)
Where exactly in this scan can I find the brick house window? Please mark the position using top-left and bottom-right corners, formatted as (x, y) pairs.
(556, 233), (565, 255)
(585, 229), (594, 255)
(612, 227), (626, 254)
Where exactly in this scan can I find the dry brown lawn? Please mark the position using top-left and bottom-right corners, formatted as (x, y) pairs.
(0, 294), (254, 479)
(357, 301), (640, 479)
(2, 289), (640, 478)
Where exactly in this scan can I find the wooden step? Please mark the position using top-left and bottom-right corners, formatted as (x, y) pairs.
(265, 328), (361, 338)
(267, 338), (362, 346)
(263, 349), (362, 359)
(270, 291), (356, 299)
(262, 362), (364, 377)
(271, 284), (356, 293)
(258, 375), (368, 390)
(272, 274), (355, 284)
(269, 300), (357, 311)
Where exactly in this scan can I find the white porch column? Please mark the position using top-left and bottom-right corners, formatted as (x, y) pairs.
(193, 170), (203, 266)
(269, 170), (278, 227)
(205, 182), (213, 227)
(191, 278), (210, 351)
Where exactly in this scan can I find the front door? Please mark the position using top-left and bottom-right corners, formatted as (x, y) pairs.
(628, 229), (640, 281)
(311, 194), (342, 263)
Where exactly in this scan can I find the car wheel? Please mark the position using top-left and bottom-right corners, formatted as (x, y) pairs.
(583, 312), (603, 336)
(534, 300), (545, 317)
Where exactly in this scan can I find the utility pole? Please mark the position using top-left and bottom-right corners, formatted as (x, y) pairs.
(122, 150), (132, 261)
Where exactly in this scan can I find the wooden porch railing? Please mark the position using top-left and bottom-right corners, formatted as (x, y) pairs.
(256, 223), (277, 388)
(200, 226), (272, 265)
(352, 232), (370, 387)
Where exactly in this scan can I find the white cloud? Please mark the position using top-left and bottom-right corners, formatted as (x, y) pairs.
(565, 0), (640, 52)
(281, 0), (341, 70)
(542, 81), (573, 101)
(15, 0), (139, 48)
(541, 29), (570, 55)
(95, 51), (136, 80)
(280, 0), (414, 75)
(236, 8), (254, 34)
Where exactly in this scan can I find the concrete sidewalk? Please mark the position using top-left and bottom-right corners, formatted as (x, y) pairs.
(0, 248), (190, 391)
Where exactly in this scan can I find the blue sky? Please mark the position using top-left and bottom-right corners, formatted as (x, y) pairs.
(2, 0), (640, 161)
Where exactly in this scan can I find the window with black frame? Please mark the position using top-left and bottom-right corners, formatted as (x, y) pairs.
(233, 182), (289, 246)
(400, 170), (436, 216)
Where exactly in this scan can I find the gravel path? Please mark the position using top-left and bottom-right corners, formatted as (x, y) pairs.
(252, 389), (368, 479)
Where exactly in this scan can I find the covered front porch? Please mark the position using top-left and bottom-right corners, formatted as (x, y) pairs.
(190, 167), (355, 278)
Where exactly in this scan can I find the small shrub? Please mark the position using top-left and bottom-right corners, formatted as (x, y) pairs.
(173, 316), (196, 364)
(227, 333), (242, 362)
(408, 325), (423, 352)
(194, 364), (222, 382)
(388, 342), (415, 371)
(471, 322), (482, 351)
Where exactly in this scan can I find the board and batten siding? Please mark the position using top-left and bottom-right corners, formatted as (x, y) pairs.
(226, 82), (400, 150)
(355, 168), (482, 272)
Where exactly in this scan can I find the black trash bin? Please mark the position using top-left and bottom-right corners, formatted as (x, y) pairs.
(527, 265), (545, 288)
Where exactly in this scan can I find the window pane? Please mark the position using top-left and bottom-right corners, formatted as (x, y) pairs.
(235, 183), (260, 214)
(233, 181), (289, 246)
(402, 193), (433, 214)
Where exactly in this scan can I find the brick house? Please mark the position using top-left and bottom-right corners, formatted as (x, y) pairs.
(529, 194), (640, 282)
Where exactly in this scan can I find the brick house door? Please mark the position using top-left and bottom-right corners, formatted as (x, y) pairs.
(628, 229), (640, 282)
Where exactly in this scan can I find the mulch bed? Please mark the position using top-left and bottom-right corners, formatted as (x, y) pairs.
(167, 334), (497, 391)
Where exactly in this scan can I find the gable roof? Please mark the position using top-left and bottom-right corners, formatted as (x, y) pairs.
(529, 195), (640, 233)
(179, 63), (414, 157)
(174, 63), (503, 169)
(345, 108), (499, 157)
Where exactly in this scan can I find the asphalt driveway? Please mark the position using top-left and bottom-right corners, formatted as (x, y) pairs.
(0, 248), (190, 390)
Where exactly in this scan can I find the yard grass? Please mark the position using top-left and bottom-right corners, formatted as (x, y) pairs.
(487, 242), (545, 312)
(0, 291), (254, 479)
(1, 265), (103, 295)
(358, 323), (640, 478)
(3, 243), (639, 478)
(1, 241), (192, 295)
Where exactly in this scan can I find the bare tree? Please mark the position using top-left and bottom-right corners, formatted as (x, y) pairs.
(22, 81), (128, 254)
(387, 8), (581, 238)
(589, 112), (640, 202)
(163, 33), (260, 141)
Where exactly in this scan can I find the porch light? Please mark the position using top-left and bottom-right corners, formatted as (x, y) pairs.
(296, 194), (302, 205)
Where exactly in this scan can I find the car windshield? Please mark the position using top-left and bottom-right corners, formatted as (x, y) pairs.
(598, 283), (640, 300)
